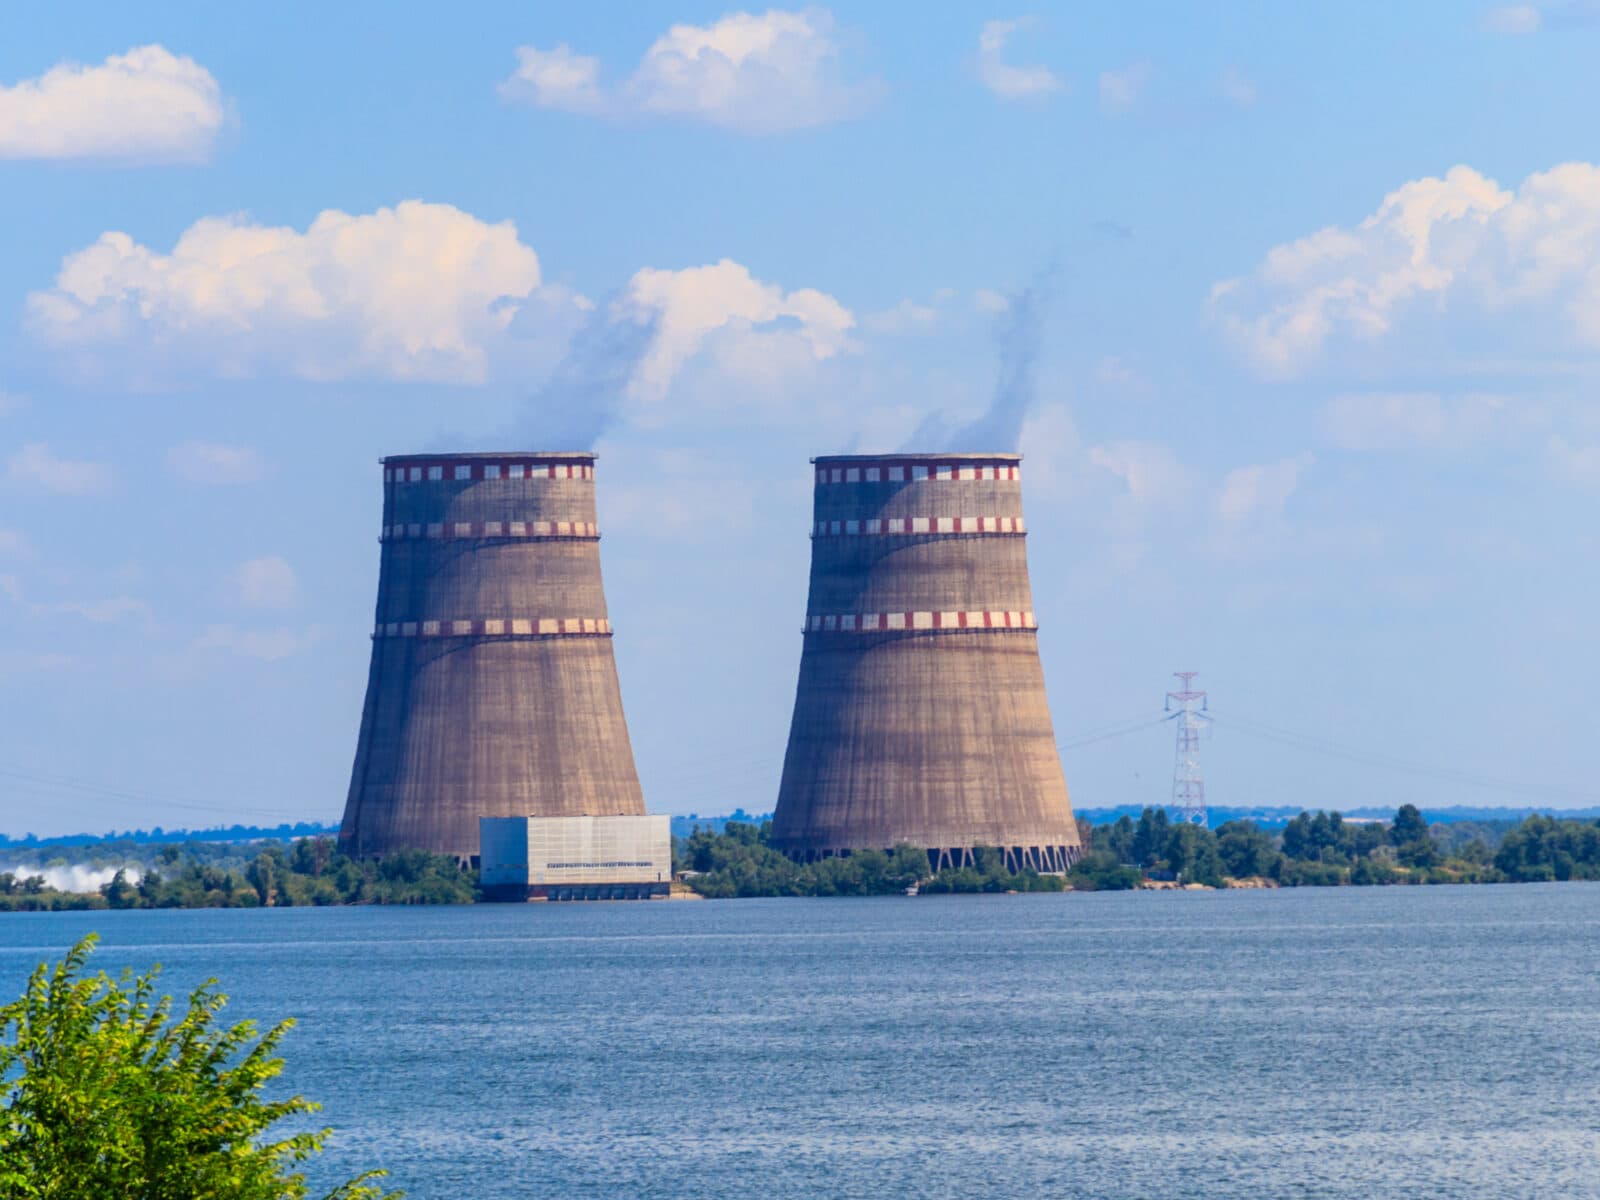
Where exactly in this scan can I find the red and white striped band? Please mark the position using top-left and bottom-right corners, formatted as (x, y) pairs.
(815, 463), (1020, 485)
(375, 617), (612, 638)
(382, 520), (598, 541)
(813, 515), (1024, 537)
(385, 461), (594, 484)
(805, 610), (1036, 633)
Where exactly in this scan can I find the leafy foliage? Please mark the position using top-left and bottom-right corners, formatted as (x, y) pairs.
(1081, 805), (1575, 887)
(0, 823), (340, 852)
(677, 821), (934, 896)
(675, 822), (1063, 896)
(0, 875), (103, 912)
(1063, 850), (1142, 891)
(0, 935), (399, 1200)
(917, 846), (1066, 894)
(0, 839), (476, 911)
(1495, 815), (1600, 881)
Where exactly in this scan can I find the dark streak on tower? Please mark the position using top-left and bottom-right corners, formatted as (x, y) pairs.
(339, 451), (645, 861)
(771, 453), (1082, 873)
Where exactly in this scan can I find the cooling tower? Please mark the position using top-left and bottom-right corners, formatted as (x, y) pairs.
(771, 453), (1082, 873)
(339, 451), (644, 862)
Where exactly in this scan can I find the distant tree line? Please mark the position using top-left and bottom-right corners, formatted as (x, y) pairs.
(677, 821), (1070, 897)
(676, 807), (1600, 896)
(1068, 805), (1600, 888)
(0, 839), (474, 911)
(0, 821), (341, 850)
(675, 821), (932, 897)
(7, 811), (1600, 911)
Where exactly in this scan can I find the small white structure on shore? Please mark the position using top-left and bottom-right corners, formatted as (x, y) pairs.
(479, 814), (671, 901)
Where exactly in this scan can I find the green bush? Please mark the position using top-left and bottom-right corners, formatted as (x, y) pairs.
(0, 935), (399, 1200)
(1066, 850), (1142, 891)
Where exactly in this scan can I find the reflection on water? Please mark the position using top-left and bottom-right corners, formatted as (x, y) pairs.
(3, 885), (1598, 1199)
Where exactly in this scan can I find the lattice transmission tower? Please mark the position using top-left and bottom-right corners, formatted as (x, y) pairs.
(1165, 671), (1209, 827)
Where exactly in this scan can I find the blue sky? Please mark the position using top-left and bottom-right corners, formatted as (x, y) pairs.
(2, 2), (1598, 836)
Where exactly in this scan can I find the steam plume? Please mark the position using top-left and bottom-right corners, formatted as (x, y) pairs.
(510, 299), (659, 448)
(903, 272), (1053, 452)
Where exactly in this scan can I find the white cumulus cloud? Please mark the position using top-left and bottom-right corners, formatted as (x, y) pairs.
(620, 258), (856, 406)
(5, 443), (113, 494)
(57, 596), (153, 625)
(501, 44), (607, 114)
(974, 18), (1063, 100)
(232, 557), (298, 609)
(1211, 162), (1600, 377)
(500, 8), (879, 133)
(1099, 60), (1152, 113)
(1217, 453), (1313, 521)
(1219, 66), (1257, 107)
(1016, 404), (1081, 498)
(1320, 392), (1507, 451)
(862, 295), (944, 335)
(1483, 5), (1544, 33)
(27, 201), (544, 383)
(194, 624), (320, 661)
(166, 440), (266, 484)
(0, 45), (225, 162)
(973, 288), (1011, 313)
(1088, 441), (1190, 505)
(1547, 435), (1600, 485)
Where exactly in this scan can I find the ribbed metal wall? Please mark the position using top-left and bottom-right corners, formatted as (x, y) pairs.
(771, 453), (1082, 873)
(339, 451), (645, 861)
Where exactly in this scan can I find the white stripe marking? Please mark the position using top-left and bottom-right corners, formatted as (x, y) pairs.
(803, 610), (1038, 634)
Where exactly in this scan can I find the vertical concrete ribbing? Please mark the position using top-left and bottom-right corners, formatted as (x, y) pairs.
(339, 452), (644, 861)
(771, 453), (1081, 870)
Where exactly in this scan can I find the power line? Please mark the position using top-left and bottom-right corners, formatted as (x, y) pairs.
(1208, 711), (1598, 806)
(0, 763), (314, 823)
(1059, 713), (1170, 750)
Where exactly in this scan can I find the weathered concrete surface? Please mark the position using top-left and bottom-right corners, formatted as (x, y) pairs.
(340, 453), (644, 860)
(772, 453), (1081, 873)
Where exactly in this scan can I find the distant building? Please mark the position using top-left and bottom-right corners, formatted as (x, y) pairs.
(479, 815), (670, 901)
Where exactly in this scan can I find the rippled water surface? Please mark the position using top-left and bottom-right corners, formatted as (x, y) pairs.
(4, 886), (1599, 1198)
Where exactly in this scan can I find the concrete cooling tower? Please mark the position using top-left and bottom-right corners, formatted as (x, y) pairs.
(771, 453), (1082, 873)
(339, 451), (644, 862)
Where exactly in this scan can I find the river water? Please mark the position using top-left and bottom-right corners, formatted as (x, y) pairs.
(2, 885), (1598, 1198)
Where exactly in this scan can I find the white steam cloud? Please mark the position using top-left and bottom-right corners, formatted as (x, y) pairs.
(904, 272), (1052, 452)
(1, 863), (141, 893)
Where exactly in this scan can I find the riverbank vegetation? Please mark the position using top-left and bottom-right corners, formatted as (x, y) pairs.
(677, 821), (1069, 896)
(675, 806), (1600, 895)
(0, 839), (474, 911)
(1070, 805), (1600, 888)
(4, 809), (1599, 909)
(674, 821), (931, 896)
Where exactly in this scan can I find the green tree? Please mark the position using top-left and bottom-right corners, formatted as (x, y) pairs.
(1391, 804), (1429, 846)
(0, 935), (400, 1200)
(1349, 855), (1400, 885)
(100, 868), (140, 909)
(1099, 815), (1137, 865)
(1131, 808), (1171, 869)
(1163, 823), (1225, 887)
(247, 852), (277, 907)
(1215, 821), (1280, 879)
(1066, 850), (1142, 890)
(1396, 835), (1439, 869)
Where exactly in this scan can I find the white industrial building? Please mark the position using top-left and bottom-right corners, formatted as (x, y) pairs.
(480, 814), (671, 901)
